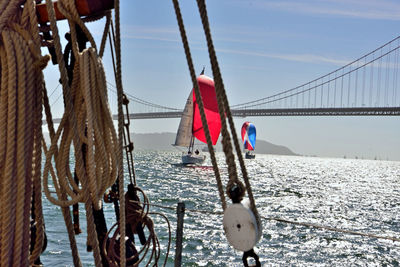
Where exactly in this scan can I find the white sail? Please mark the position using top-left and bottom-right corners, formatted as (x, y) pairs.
(174, 90), (193, 147)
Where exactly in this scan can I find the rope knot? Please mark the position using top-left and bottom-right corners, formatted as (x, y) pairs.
(34, 54), (51, 70)
(226, 181), (246, 203)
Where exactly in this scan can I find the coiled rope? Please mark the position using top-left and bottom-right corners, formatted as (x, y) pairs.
(41, 0), (124, 265)
(103, 186), (171, 266)
(0, 0), (49, 266)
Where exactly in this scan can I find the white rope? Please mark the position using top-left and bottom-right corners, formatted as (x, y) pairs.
(42, 0), (121, 265)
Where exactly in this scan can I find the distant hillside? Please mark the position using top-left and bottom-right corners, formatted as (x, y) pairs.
(254, 139), (297, 156)
(42, 131), (298, 156)
(132, 132), (297, 156)
(132, 132), (177, 151)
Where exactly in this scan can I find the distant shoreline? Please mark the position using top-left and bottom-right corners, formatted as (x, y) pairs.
(131, 132), (298, 156)
(42, 131), (399, 161)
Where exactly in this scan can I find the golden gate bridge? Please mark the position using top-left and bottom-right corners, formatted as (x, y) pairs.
(50, 35), (400, 124)
(118, 36), (400, 119)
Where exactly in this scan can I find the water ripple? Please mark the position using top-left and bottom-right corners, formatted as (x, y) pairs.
(41, 151), (400, 266)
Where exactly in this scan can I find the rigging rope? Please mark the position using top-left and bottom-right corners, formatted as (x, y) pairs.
(195, 0), (262, 232)
(173, 0), (261, 225)
(104, 33), (169, 263)
(112, 0), (127, 264)
(172, 0), (227, 212)
(172, 0), (261, 233)
(172, 0), (262, 263)
(106, 21), (171, 264)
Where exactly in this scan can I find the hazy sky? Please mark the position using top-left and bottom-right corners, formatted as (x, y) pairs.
(43, 0), (400, 160)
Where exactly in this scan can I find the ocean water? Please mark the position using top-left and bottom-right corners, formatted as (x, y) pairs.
(40, 151), (400, 266)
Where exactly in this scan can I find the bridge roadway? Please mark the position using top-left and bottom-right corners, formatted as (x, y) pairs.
(115, 107), (400, 119)
(44, 107), (400, 124)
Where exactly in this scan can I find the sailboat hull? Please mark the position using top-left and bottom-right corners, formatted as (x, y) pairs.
(175, 74), (220, 166)
(182, 154), (206, 165)
(245, 151), (255, 159)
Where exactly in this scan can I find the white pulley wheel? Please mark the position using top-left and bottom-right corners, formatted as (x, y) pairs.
(223, 200), (261, 252)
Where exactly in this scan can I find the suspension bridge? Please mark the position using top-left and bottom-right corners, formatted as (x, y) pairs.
(50, 36), (400, 123)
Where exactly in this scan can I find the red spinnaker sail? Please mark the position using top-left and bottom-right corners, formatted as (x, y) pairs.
(192, 75), (221, 145)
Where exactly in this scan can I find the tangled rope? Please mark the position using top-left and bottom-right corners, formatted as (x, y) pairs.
(103, 186), (171, 266)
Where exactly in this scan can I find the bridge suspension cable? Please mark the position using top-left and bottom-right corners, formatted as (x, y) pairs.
(48, 36), (400, 120)
(231, 35), (400, 112)
(106, 81), (181, 113)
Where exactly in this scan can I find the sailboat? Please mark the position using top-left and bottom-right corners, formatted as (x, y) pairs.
(174, 71), (221, 165)
(241, 121), (256, 159)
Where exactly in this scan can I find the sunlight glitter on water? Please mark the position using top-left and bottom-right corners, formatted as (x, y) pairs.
(41, 151), (400, 266)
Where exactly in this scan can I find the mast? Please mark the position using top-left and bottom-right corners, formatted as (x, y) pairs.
(189, 85), (196, 153)
(188, 136), (195, 153)
(188, 68), (203, 154)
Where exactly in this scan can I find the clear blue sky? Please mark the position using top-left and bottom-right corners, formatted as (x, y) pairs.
(43, 0), (400, 160)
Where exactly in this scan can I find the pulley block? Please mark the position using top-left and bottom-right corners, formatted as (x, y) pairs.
(223, 199), (262, 252)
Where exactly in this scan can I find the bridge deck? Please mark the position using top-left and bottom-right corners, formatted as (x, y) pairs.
(44, 107), (400, 125)
(121, 107), (400, 119)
